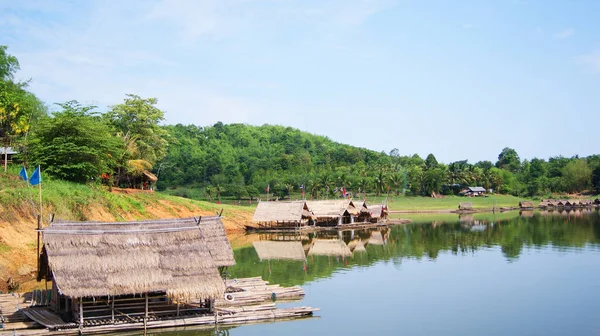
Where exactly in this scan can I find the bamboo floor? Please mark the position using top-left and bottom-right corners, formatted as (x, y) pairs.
(0, 277), (316, 335)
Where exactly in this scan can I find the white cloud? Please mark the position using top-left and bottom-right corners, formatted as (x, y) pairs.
(579, 50), (600, 73)
(555, 28), (574, 39)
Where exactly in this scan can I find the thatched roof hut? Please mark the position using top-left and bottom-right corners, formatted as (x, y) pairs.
(252, 201), (313, 225)
(42, 223), (226, 299)
(307, 239), (352, 257)
(367, 204), (388, 220)
(519, 201), (534, 209)
(459, 202), (473, 210)
(252, 241), (306, 261)
(306, 200), (358, 218)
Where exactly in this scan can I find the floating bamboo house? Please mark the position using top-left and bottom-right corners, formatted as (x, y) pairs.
(252, 201), (314, 229)
(306, 200), (360, 226)
(519, 201), (534, 209)
(366, 204), (388, 223)
(252, 241), (307, 261)
(36, 219), (227, 330)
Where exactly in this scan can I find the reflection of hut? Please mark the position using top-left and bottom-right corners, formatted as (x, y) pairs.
(519, 210), (534, 218)
(519, 201), (534, 209)
(352, 240), (366, 253)
(595, 199), (600, 205)
(459, 202), (473, 211)
(367, 204), (388, 223)
(307, 239), (352, 257)
(252, 201), (313, 228)
(459, 214), (474, 224)
(306, 200), (359, 226)
(39, 220), (225, 328)
(252, 241), (306, 261)
(367, 231), (385, 245)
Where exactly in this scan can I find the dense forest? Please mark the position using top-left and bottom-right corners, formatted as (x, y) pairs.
(2, 45), (600, 200)
(157, 123), (600, 200)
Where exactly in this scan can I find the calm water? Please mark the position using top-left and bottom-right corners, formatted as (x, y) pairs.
(159, 209), (600, 336)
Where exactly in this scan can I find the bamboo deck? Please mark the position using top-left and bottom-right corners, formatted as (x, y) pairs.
(0, 277), (315, 335)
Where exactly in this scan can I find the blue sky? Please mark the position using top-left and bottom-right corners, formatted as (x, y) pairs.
(1, 0), (599, 163)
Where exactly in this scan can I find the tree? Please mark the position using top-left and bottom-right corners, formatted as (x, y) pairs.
(424, 153), (438, 170)
(105, 94), (169, 166)
(496, 147), (521, 173)
(28, 101), (121, 182)
(562, 159), (592, 193)
(0, 46), (34, 171)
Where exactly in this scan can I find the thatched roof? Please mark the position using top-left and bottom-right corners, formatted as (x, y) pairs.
(198, 217), (236, 267)
(42, 223), (225, 299)
(519, 201), (534, 208)
(353, 200), (370, 214)
(143, 170), (158, 182)
(307, 200), (358, 218)
(252, 241), (306, 261)
(52, 216), (235, 267)
(367, 204), (387, 219)
(252, 201), (312, 223)
(459, 202), (473, 210)
(307, 239), (352, 257)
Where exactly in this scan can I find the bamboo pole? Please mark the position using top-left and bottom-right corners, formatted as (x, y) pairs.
(144, 293), (148, 332)
(111, 295), (115, 324)
(79, 298), (83, 328)
(36, 215), (41, 279)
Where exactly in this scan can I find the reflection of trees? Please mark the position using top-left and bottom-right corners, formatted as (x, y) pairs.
(228, 211), (600, 287)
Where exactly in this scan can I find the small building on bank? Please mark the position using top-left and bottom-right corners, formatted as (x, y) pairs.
(38, 218), (227, 328)
(519, 201), (534, 209)
(306, 200), (360, 226)
(461, 187), (487, 197)
(252, 201), (314, 228)
(458, 202), (473, 211)
(0, 147), (17, 165)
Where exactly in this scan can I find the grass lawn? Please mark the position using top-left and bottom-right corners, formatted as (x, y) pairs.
(372, 194), (528, 211)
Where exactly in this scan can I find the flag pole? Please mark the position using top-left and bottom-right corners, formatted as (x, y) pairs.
(38, 165), (42, 225)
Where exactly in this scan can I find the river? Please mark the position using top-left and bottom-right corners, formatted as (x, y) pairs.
(162, 209), (600, 336)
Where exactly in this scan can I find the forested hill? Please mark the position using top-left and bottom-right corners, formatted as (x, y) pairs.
(157, 123), (390, 197)
(158, 122), (600, 200)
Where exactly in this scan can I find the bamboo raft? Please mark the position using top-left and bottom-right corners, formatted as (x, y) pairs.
(0, 277), (315, 335)
(247, 219), (411, 233)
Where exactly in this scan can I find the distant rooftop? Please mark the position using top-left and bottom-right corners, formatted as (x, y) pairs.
(0, 147), (17, 155)
(468, 187), (486, 192)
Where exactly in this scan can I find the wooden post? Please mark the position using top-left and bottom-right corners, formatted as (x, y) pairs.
(176, 301), (180, 317)
(79, 298), (83, 328)
(144, 293), (148, 331)
(111, 295), (115, 324)
(36, 215), (41, 279)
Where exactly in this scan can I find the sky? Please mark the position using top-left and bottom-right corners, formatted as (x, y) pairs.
(1, 0), (599, 163)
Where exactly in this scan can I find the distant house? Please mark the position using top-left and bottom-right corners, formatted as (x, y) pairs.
(458, 202), (473, 211)
(519, 201), (534, 209)
(306, 200), (360, 226)
(0, 147), (18, 164)
(461, 187), (486, 197)
(366, 204), (388, 223)
(252, 201), (314, 228)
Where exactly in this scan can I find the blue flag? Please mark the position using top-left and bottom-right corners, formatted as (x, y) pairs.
(19, 166), (28, 182)
(30, 166), (41, 186)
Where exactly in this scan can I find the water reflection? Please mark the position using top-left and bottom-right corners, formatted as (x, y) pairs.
(228, 209), (600, 287)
